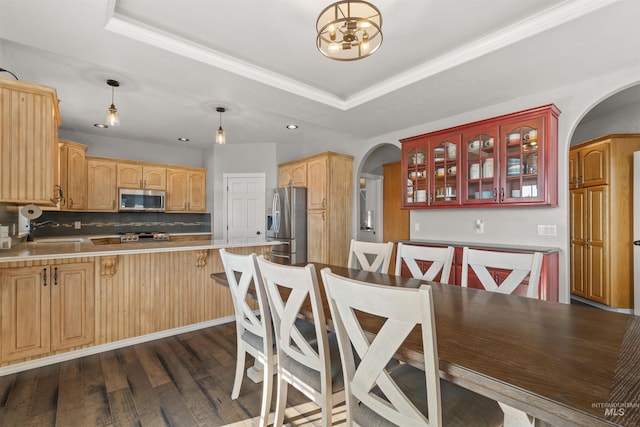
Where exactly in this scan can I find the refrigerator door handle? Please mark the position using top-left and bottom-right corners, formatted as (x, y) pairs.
(272, 192), (281, 233)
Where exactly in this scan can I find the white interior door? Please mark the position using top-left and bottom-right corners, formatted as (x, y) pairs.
(634, 152), (640, 315)
(224, 173), (266, 244)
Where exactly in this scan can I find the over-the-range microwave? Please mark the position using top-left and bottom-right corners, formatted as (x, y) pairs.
(118, 188), (166, 212)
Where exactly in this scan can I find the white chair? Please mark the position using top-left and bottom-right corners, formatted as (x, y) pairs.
(348, 239), (394, 273)
(219, 249), (273, 427)
(394, 243), (455, 284)
(461, 247), (544, 299)
(321, 268), (503, 426)
(256, 256), (345, 427)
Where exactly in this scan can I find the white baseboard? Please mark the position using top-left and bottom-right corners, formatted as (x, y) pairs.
(0, 315), (236, 377)
(570, 296), (634, 314)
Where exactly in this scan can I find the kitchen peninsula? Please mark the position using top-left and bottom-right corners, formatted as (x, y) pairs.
(0, 237), (274, 372)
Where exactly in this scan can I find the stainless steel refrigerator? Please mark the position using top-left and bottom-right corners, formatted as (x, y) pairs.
(266, 187), (307, 265)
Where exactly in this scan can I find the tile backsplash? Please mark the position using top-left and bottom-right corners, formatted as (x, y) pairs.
(31, 211), (211, 238)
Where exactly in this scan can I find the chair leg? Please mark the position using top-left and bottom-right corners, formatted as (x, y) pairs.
(273, 376), (288, 427)
(258, 360), (274, 427)
(320, 395), (332, 427)
(231, 346), (246, 400)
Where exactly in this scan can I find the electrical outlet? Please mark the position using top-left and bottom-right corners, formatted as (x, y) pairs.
(74, 221), (81, 230)
(475, 219), (484, 234)
(537, 225), (557, 236)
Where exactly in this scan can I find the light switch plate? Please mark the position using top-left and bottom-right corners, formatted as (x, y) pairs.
(537, 225), (557, 236)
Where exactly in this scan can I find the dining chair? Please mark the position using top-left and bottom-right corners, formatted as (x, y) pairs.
(394, 243), (455, 284)
(461, 247), (544, 298)
(347, 239), (394, 273)
(256, 256), (345, 427)
(219, 249), (274, 427)
(321, 268), (503, 426)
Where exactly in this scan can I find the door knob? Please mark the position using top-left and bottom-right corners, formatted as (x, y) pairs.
(256, 231), (261, 235)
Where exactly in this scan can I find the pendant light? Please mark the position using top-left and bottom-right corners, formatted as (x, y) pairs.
(106, 79), (120, 126)
(216, 107), (226, 144)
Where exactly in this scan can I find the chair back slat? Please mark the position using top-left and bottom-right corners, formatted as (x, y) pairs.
(461, 247), (543, 298)
(395, 243), (455, 284)
(322, 268), (442, 426)
(348, 239), (394, 273)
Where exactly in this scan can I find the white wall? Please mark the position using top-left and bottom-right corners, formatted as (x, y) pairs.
(206, 142), (277, 240)
(60, 130), (204, 167)
(571, 98), (640, 145)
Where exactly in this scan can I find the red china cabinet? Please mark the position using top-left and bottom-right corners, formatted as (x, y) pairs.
(401, 104), (560, 209)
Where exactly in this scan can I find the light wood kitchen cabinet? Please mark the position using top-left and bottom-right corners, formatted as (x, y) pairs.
(307, 210), (328, 264)
(166, 167), (207, 212)
(117, 163), (167, 190)
(278, 152), (353, 266)
(278, 162), (307, 187)
(0, 78), (61, 205)
(569, 134), (640, 309)
(59, 140), (87, 210)
(87, 158), (117, 211)
(0, 261), (94, 362)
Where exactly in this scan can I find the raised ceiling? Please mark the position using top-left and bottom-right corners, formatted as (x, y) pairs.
(0, 0), (637, 149)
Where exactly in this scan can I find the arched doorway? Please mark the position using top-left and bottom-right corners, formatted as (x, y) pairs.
(357, 143), (402, 243)
(569, 83), (640, 314)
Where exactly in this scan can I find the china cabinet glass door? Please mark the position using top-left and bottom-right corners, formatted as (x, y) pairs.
(500, 117), (544, 203)
(403, 141), (428, 207)
(430, 134), (460, 206)
(462, 127), (499, 204)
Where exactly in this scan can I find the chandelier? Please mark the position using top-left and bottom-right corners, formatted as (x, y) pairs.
(316, 1), (383, 61)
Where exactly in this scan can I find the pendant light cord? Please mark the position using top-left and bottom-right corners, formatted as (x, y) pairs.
(0, 68), (19, 80)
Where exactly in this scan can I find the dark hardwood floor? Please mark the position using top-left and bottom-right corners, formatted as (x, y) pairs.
(0, 323), (346, 426)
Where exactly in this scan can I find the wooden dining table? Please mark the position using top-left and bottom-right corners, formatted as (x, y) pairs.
(211, 263), (640, 427)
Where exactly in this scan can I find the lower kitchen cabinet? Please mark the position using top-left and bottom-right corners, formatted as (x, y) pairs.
(0, 261), (94, 363)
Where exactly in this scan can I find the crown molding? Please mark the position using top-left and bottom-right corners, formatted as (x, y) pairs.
(106, 0), (621, 111)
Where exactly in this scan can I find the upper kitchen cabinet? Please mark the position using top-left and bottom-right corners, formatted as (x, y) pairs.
(401, 104), (560, 209)
(117, 163), (166, 190)
(278, 162), (307, 187)
(166, 167), (206, 212)
(87, 158), (117, 212)
(0, 78), (61, 205)
(59, 140), (87, 211)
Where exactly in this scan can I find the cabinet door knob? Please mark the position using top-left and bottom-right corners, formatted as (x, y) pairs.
(42, 268), (47, 287)
(69, 198), (74, 207)
(54, 267), (58, 286)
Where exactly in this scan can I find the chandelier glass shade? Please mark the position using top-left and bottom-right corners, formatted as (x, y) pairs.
(215, 107), (226, 145)
(316, 1), (383, 61)
(106, 79), (120, 126)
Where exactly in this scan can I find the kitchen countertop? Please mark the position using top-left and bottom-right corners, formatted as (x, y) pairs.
(0, 235), (280, 262)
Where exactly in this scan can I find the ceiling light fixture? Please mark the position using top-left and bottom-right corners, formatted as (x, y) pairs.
(286, 124), (299, 130)
(106, 79), (120, 126)
(94, 123), (108, 129)
(177, 137), (190, 142)
(215, 107), (226, 144)
(316, 1), (383, 61)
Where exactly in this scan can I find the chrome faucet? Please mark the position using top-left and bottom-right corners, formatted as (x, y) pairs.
(26, 220), (60, 242)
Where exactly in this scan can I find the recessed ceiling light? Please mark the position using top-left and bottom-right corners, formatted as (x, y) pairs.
(286, 124), (298, 130)
(94, 123), (108, 128)
(177, 137), (190, 142)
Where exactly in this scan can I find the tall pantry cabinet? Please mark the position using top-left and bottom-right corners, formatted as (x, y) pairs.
(570, 134), (640, 309)
(279, 152), (353, 266)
